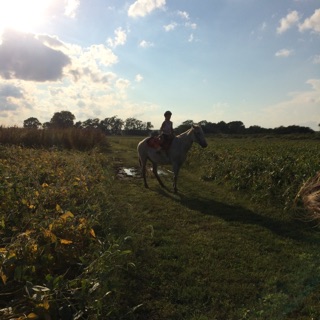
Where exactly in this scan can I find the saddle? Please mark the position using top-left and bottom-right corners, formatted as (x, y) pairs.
(147, 135), (173, 151)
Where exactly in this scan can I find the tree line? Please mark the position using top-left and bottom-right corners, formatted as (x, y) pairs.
(23, 111), (153, 135)
(23, 111), (316, 135)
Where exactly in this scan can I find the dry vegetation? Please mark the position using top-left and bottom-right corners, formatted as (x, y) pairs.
(297, 172), (320, 222)
(0, 127), (108, 151)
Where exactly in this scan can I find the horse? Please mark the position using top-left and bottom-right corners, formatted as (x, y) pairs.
(137, 124), (208, 193)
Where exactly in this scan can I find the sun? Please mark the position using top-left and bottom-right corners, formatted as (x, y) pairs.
(0, 0), (53, 33)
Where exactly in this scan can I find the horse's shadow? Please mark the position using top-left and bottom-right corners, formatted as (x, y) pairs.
(156, 187), (319, 243)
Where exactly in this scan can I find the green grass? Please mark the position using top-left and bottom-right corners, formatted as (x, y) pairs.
(1, 135), (320, 319)
(106, 135), (320, 319)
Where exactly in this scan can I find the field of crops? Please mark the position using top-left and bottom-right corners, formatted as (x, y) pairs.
(189, 137), (320, 212)
(0, 145), (133, 319)
(1, 133), (320, 319)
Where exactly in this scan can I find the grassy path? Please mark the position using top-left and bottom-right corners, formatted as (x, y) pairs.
(107, 137), (320, 320)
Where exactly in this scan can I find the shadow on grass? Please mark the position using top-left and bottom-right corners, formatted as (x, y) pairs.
(156, 185), (319, 243)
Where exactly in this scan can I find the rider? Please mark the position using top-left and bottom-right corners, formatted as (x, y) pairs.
(159, 110), (174, 151)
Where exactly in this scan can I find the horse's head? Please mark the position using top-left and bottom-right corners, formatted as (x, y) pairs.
(192, 124), (208, 148)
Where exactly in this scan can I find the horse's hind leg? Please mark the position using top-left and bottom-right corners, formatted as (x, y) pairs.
(152, 163), (165, 188)
(139, 156), (148, 188)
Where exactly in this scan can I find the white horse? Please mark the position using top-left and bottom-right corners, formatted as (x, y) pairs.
(137, 124), (208, 193)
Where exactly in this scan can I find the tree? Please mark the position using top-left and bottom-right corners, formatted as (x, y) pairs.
(74, 121), (83, 128)
(123, 117), (153, 135)
(273, 125), (314, 134)
(199, 120), (208, 127)
(100, 116), (124, 135)
(228, 121), (245, 134)
(42, 122), (51, 129)
(202, 121), (219, 134)
(247, 125), (272, 134)
(50, 111), (75, 128)
(146, 122), (154, 131)
(175, 120), (194, 134)
(124, 118), (144, 131)
(81, 118), (100, 129)
(216, 121), (229, 134)
(23, 117), (42, 129)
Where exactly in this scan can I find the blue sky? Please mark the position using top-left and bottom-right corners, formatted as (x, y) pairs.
(0, 0), (319, 130)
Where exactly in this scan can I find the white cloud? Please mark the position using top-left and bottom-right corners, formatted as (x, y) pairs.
(299, 8), (320, 34)
(67, 44), (118, 85)
(188, 33), (194, 42)
(177, 11), (189, 20)
(308, 78), (320, 91)
(116, 78), (130, 91)
(107, 27), (127, 48)
(0, 83), (23, 98)
(135, 74), (143, 82)
(186, 22), (197, 30)
(0, 80), (42, 122)
(260, 22), (267, 31)
(275, 48), (293, 57)
(64, 0), (80, 18)
(262, 79), (320, 130)
(128, 0), (166, 18)
(0, 29), (70, 82)
(313, 55), (320, 64)
(277, 10), (300, 34)
(0, 31), (135, 126)
(0, 83), (24, 112)
(177, 11), (197, 30)
(80, 44), (118, 67)
(164, 22), (177, 32)
(139, 40), (154, 48)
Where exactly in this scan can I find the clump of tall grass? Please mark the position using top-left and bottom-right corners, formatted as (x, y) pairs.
(0, 127), (109, 151)
(297, 172), (320, 222)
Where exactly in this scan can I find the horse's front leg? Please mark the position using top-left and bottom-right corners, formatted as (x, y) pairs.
(143, 165), (149, 188)
(172, 163), (180, 193)
(152, 163), (165, 188)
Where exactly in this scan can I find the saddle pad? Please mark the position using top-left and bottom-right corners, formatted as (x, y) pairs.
(147, 136), (161, 149)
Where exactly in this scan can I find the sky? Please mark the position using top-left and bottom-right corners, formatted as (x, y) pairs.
(0, 0), (319, 130)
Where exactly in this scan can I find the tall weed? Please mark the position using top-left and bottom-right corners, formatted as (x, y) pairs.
(0, 127), (109, 150)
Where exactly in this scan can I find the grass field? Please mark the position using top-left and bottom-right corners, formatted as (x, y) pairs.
(1, 134), (320, 319)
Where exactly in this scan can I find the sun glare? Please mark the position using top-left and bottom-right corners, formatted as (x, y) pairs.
(0, 0), (53, 32)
